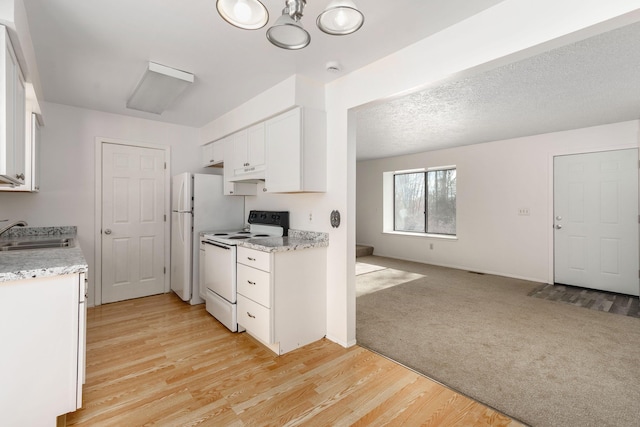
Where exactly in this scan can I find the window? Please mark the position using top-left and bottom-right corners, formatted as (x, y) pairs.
(394, 167), (456, 235)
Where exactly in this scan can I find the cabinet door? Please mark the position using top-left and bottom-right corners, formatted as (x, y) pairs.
(232, 123), (265, 175)
(232, 129), (248, 172)
(237, 294), (272, 343)
(0, 274), (80, 425)
(223, 139), (236, 195)
(31, 114), (41, 191)
(237, 246), (271, 271)
(201, 143), (213, 167)
(77, 272), (87, 408)
(0, 29), (26, 186)
(14, 67), (25, 182)
(223, 136), (256, 196)
(202, 142), (224, 167)
(247, 122), (265, 167)
(1, 34), (16, 179)
(237, 264), (271, 308)
(265, 108), (302, 192)
(2, 110), (38, 192)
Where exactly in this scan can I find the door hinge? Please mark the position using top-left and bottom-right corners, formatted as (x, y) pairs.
(164, 162), (167, 170)
(164, 214), (167, 222)
(164, 267), (166, 274)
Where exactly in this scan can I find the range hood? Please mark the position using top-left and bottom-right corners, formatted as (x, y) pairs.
(228, 166), (266, 183)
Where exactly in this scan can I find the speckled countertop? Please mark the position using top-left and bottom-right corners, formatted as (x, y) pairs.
(239, 229), (329, 253)
(0, 226), (88, 283)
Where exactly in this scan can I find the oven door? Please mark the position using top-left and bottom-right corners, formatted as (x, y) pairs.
(202, 240), (237, 303)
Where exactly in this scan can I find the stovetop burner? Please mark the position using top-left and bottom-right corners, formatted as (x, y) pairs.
(204, 210), (289, 246)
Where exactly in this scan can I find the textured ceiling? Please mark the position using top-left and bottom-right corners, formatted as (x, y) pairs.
(356, 21), (640, 161)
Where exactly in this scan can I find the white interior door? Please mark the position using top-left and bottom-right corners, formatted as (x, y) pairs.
(554, 149), (639, 296)
(102, 143), (166, 303)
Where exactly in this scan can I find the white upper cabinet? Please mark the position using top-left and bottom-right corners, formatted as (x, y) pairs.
(4, 104), (43, 192)
(202, 140), (224, 168)
(204, 106), (326, 195)
(264, 107), (326, 193)
(0, 25), (26, 187)
(232, 122), (265, 178)
(222, 135), (256, 196)
(30, 113), (41, 191)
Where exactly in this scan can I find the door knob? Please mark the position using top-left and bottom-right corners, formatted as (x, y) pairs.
(104, 229), (112, 235)
(554, 224), (562, 230)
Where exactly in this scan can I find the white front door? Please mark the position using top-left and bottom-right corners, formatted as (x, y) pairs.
(554, 149), (639, 296)
(101, 143), (166, 303)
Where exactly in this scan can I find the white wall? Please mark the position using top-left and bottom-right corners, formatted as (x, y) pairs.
(0, 102), (203, 305)
(357, 120), (640, 283)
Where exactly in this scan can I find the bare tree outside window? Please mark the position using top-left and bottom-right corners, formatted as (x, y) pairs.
(394, 173), (425, 232)
(394, 168), (456, 235)
(427, 169), (456, 235)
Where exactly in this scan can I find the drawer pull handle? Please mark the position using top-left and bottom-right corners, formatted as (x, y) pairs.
(247, 312), (256, 319)
(247, 257), (256, 261)
(248, 280), (256, 285)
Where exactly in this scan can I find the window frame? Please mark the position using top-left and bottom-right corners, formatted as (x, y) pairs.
(391, 165), (457, 237)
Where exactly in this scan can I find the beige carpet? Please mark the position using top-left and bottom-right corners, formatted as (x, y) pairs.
(356, 256), (640, 427)
(355, 263), (424, 297)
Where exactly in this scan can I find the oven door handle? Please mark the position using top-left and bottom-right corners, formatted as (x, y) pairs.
(203, 240), (232, 250)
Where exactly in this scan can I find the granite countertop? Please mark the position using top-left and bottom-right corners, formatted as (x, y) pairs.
(0, 226), (88, 283)
(239, 229), (329, 253)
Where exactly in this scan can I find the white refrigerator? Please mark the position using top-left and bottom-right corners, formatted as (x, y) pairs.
(171, 173), (244, 305)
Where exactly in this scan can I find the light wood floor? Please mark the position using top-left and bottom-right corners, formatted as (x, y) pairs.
(66, 293), (523, 426)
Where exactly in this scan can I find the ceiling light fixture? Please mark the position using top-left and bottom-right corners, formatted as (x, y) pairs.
(266, 0), (310, 50)
(317, 0), (364, 35)
(217, 0), (364, 50)
(126, 62), (194, 115)
(216, 0), (269, 30)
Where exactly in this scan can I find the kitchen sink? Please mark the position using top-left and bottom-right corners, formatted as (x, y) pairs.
(0, 238), (75, 251)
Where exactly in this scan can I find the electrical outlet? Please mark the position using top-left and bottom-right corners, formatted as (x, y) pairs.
(429, 243), (434, 250)
(308, 211), (313, 223)
(518, 207), (530, 216)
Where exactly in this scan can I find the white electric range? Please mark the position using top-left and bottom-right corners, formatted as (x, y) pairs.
(200, 210), (289, 332)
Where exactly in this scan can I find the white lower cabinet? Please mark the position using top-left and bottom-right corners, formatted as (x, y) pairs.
(237, 263), (270, 306)
(236, 245), (326, 355)
(237, 294), (272, 344)
(0, 272), (86, 426)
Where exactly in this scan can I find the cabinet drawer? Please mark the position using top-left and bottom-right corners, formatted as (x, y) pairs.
(237, 294), (272, 344)
(237, 246), (271, 272)
(237, 264), (271, 308)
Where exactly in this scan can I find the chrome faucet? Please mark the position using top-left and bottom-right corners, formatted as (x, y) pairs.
(0, 220), (28, 237)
